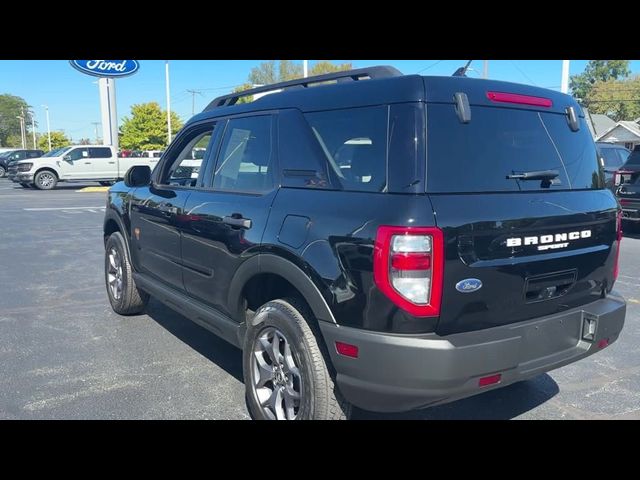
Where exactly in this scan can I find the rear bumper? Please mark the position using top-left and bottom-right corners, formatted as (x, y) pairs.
(319, 293), (626, 413)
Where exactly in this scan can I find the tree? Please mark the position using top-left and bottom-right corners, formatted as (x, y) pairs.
(585, 76), (640, 121)
(232, 83), (255, 104)
(119, 102), (183, 150)
(78, 138), (91, 145)
(570, 60), (630, 103)
(38, 131), (70, 150)
(309, 61), (353, 76)
(0, 94), (30, 147)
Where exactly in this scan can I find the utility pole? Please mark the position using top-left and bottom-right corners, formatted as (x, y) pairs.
(29, 110), (36, 149)
(561, 60), (570, 94)
(42, 105), (52, 151)
(303, 60), (308, 78)
(16, 115), (25, 148)
(20, 107), (26, 148)
(91, 122), (101, 143)
(483, 60), (489, 79)
(186, 89), (203, 116)
(165, 61), (172, 144)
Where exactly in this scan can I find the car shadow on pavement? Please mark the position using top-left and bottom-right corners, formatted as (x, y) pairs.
(143, 298), (560, 420)
(352, 373), (560, 420)
(144, 298), (244, 383)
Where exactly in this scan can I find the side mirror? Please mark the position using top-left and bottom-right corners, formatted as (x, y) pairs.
(63, 155), (72, 162)
(124, 165), (152, 187)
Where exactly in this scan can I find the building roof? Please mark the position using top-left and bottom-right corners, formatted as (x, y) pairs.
(590, 114), (617, 137)
(597, 120), (640, 142)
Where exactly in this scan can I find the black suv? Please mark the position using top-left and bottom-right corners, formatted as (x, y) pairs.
(615, 145), (640, 230)
(596, 142), (630, 191)
(103, 66), (626, 420)
(0, 149), (43, 177)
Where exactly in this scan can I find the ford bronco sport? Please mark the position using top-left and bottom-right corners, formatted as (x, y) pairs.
(103, 66), (626, 420)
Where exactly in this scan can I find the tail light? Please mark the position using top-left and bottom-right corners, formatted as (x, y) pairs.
(373, 226), (444, 317)
(613, 210), (623, 282)
(614, 169), (633, 186)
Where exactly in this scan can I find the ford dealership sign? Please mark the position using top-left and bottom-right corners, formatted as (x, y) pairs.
(70, 60), (140, 78)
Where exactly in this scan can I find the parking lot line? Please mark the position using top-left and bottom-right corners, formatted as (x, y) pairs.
(23, 206), (106, 211)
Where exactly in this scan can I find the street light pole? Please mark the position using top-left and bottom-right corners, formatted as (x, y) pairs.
(483, 60), (489, 79)
(17, 116), (25, 148)
(303, 60), (308, 78)
(165, 60), (172, 144)
(561, 60), (570, 94)
(29, 110), (36, 149)
(42, 105), (52, 151)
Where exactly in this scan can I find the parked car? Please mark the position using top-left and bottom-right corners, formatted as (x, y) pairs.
(615, 145), (640, 231)
(103, 67), (626, 420)
(596, 142), (631, 191)
(0, 149), (44, 178)
(8, 145), (156, 190)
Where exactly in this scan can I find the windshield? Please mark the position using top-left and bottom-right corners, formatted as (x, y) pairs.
(427, 105), (600, 192)
(0, 152), (11, 159)
(43, 147), (71, 157)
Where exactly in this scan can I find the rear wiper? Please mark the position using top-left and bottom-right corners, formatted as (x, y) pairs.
(506, 170), (559, 181)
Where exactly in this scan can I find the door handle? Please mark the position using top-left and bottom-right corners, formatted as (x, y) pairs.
(108, 161), (116, 164)
(84, 162), (92, 164)
(157, 203), (178, 216)
(223, 215), (252, 229)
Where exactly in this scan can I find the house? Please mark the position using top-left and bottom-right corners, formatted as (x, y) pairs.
(596, 120), (640, 150)
(584, 110), (617, 139)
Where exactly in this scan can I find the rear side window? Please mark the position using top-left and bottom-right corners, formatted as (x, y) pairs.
(427, 105), (600, 192)
(304, 106), (388, 193)
(89, 147), (111, 158)
(625, 149), (640, 166)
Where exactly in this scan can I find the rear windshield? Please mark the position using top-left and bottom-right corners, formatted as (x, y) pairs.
(427, 105), (601, 192)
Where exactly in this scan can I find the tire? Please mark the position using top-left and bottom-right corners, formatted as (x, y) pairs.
(243, 298), (351, 420)
(34, 170), (58, 190)
(99, 181), (115, 186)
(105, 231), (149, 315)
(0, 165), (5, 178)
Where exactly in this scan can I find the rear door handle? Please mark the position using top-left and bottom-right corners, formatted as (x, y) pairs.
(223, 215), (252, 229)
(84, 162), (92, 165)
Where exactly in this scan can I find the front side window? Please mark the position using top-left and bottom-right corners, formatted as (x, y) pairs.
(160, 124), (215, 187)
(66, 148), (88, 161)
(212, 116), (274, 193)
(599, 148), (624, 169)
(304, 106), (388, 193)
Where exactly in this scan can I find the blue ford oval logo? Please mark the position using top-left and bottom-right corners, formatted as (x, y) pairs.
(455, 278), (483, 293)
(70, 60), (140, 78)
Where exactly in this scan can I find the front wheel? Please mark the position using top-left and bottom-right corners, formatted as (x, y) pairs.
(243, 298), (351, 420)
(0, 165), (6, 177)
(34, 170), (58, 190)
(105, 231), (149, 315)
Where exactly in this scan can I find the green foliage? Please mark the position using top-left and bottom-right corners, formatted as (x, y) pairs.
(585, 76), (640, 121)
(0, 94), (30, 147)
(309, 61), (353, 76)
(232, 83), (255, 104)
(119, 102), (183, 150)
(38, 131), (70, 150)
(4, 134), (23, 148)
(570, 60), (630, 103)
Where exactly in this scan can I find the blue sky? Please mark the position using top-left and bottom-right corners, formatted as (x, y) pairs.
(2, 59), (640, 142)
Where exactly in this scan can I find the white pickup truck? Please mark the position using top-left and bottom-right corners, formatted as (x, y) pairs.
(7, 145), (159, 190)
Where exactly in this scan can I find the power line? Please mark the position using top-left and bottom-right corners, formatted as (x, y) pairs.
(510, 60), (539, 86)
(416, 60), (444, 74)
(186, 89), (205, 115)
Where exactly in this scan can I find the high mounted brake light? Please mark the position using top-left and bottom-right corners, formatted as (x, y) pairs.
(373, 226), (444, 317)
(486, 91), (553, 108)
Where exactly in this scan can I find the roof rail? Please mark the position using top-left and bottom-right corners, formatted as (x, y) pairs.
(204, 65), (403, 110)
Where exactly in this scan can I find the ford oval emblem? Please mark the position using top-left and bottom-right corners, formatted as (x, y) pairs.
(70, 60), (140, 78)
(455, 278), (483, 293)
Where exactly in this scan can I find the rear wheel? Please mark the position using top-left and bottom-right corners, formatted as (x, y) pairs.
(34, 170), (57, 190)
(243, 298), (351, 420)
(105, 231), (149, 315)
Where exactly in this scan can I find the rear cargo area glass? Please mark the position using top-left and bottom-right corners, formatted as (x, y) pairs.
(426, 105), (601, 193)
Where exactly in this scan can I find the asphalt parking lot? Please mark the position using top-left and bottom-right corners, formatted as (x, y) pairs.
(0, 177), (639, 420)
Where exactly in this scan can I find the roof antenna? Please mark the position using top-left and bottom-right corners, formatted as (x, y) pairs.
(452, 60), (473, 77)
